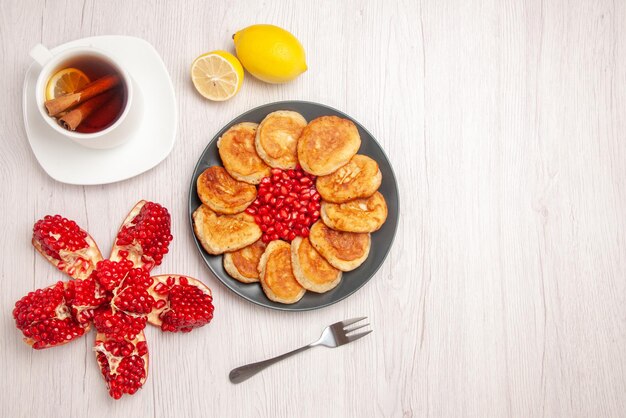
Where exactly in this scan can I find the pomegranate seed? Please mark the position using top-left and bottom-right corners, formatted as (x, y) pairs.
(245, 207), (256, 215)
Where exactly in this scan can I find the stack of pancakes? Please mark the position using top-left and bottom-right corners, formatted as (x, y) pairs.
(193, 111), (388, 304)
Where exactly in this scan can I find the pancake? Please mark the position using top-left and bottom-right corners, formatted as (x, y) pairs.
(192, 204), (262, 255)
(316, 154), (382, 203)
(255, 111), (307, 169)
(308, 220), (370, 271)
(291, 236), (342, 293)
(297, 116), (361, 176)
(320, 191), (388, 233)
(258, 240), (305, 304)
(196, 166), (257, 214)
(218, 122), (271, 184)
(223, 239), (266, 283)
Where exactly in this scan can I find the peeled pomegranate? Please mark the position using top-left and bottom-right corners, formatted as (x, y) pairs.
(109, 200), (173, 271)
(147, 275), (214, 332)
(13, 281), (89, 349)
(14, 200), (214, 400)
(94, 330), (149, 399)
(32, 215), (103, 280)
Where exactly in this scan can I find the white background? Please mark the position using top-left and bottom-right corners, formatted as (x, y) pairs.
(1, 0), (625, 417)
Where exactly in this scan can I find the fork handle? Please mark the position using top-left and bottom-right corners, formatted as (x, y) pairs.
(229, 344), (313, 384)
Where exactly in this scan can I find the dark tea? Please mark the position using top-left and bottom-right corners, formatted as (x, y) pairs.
(43, 54), (128, 134)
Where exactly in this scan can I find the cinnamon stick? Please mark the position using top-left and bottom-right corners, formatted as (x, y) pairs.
(44, 74), (121, 116)
(58, 90), (116, 131)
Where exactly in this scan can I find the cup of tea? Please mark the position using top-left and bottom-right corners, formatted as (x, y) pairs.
(30, 44), (138, 149)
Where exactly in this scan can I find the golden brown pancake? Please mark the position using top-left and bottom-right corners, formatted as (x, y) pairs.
(308, 221), (370, 271)
(223, 240), (266, 283)
(297, 116), (361, 176)
(196, 166), (257, 214)
(258, 240), (305, 304)
(218, 122), (271, 184)
(316, 154), (382, 203)
(255, 111), (307, 169)
(192, 205), (262, 255)
(291, 236), (342, 293)
(320, 191), (388, 233)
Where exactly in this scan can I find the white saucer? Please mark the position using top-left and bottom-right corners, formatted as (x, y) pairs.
(23, 36), (177, 185)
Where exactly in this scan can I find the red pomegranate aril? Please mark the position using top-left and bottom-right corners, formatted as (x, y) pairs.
(262, 215), (271, 224)
(260, 177), (270, 185)
(295, 170), (303, 178)
(259, 207), (269, 215)
(288, 231), (297, 241)
(260, 224), (268, 232)
(285, 196), (295, 204)
(266, 226), (275, 235)
(299, 177), (312, 185)
(270, 233), (279, 241)
(262, 235), (271, 243)
(254, 215), (262, 225)
(312, 193), (321, 202)
(312, 210), (320, 219)
(245, 207), (256, 215)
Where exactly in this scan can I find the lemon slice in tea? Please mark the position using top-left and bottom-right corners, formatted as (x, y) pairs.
(45, 68), (91, 100)
(191, 51), (244, 101)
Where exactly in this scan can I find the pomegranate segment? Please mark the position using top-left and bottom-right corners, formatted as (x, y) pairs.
(111, 268), (156, 315)
(13, 281), (87, 349)
(94, 331), (149, 399)
(64, 275), (109, 325)
(147, 275), (214, 333)
(32, 214), (103, 280)
(94, 259), (134, 292)
(110, 200), (173, 271)
(247, 167), (321, 243)
(93, 307), (147, 341)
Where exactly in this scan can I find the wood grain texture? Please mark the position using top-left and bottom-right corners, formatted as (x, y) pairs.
(1, 0), (625, 416)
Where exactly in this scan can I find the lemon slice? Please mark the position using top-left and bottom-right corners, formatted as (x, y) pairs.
(45, 68), (90, 100)
(191, 51), (244, 101)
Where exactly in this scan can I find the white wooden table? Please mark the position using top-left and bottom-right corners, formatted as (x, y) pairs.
(1, 0), (625, 416)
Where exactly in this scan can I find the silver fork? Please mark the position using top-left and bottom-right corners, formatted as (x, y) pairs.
(229, 317), (372, 384)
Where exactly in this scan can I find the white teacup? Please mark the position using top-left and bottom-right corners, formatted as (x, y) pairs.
(30, 44), (137, 149)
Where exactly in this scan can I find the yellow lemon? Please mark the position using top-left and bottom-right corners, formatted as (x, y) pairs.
(45, 68), (90, 100)
(233, 24), (307, 84)
(191, 51), (244, 101)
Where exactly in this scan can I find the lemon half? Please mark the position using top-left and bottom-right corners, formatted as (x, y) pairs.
(191, 51), (244, 101)
(233, 24), (307, 84)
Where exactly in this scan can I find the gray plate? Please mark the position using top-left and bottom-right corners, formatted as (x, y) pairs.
(188, 101), (399, 311)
